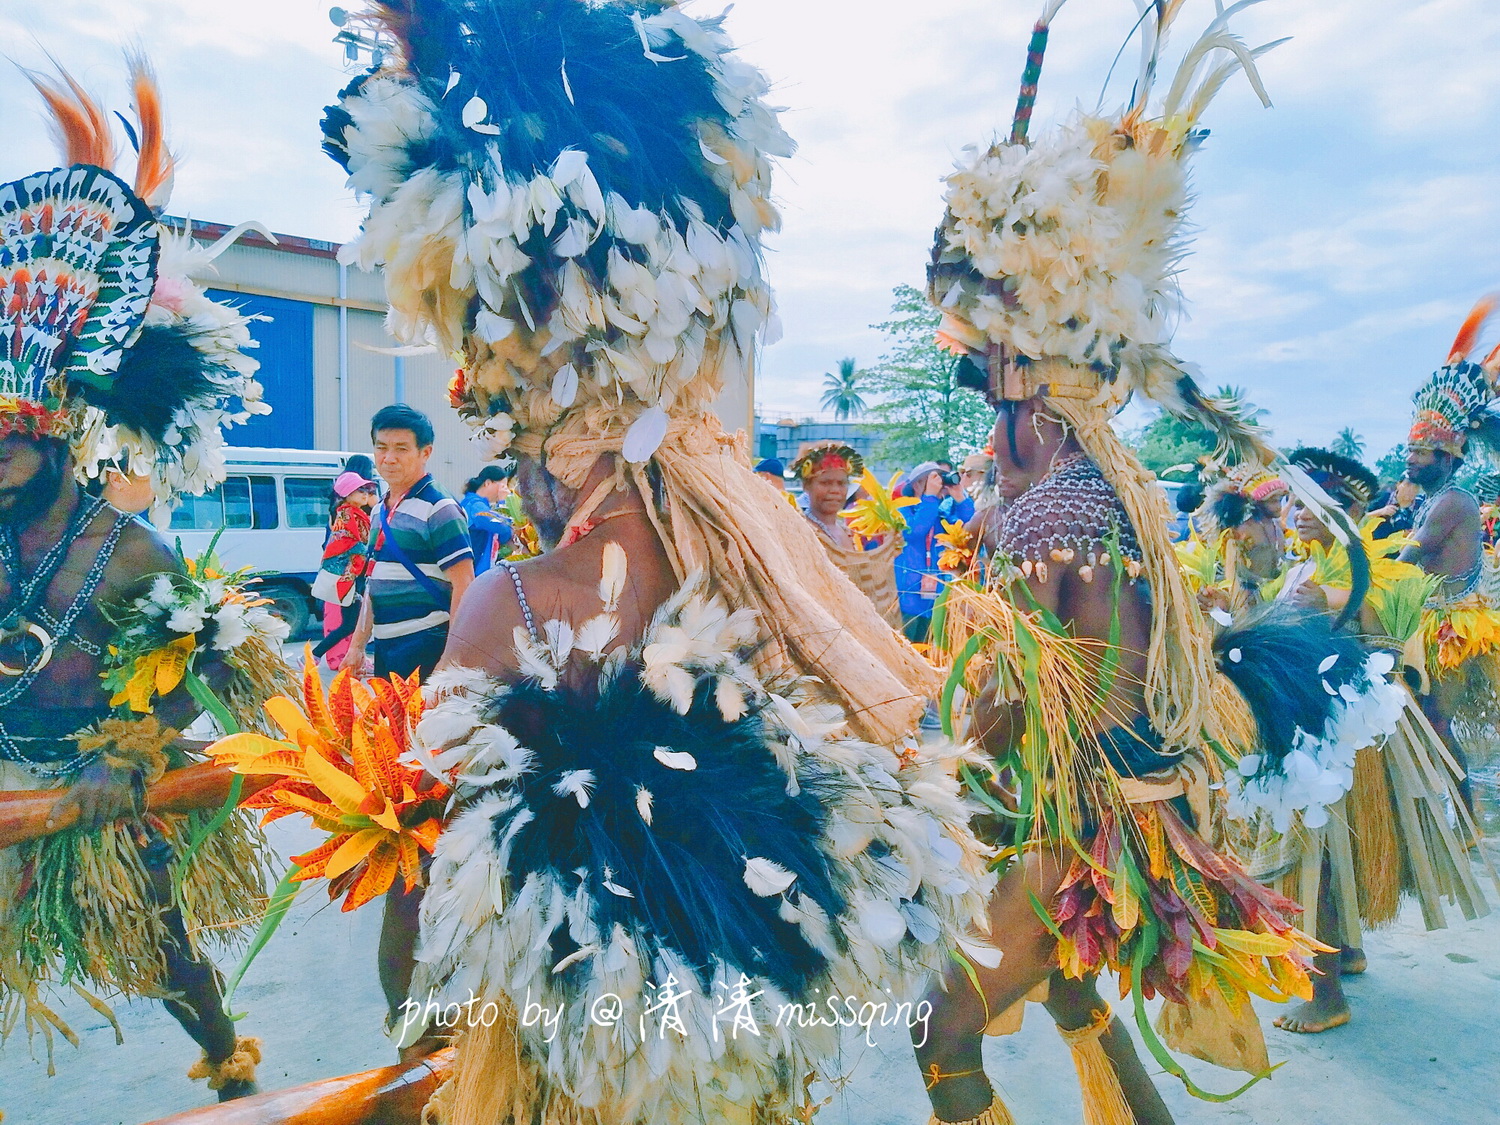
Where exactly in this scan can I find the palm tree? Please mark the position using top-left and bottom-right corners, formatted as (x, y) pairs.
(820, 357), (868, 421)
(1332, 427), (1366, 461)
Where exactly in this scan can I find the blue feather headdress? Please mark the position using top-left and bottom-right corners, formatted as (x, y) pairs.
(322, 0), (793, 463)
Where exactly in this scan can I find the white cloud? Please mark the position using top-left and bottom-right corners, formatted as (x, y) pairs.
(3, 0), (1497, 458)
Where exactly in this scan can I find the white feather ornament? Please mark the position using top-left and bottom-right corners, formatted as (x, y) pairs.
(652, 747), (697, 771)
(574, 613), (620, 662)
(635, 786), (654, 825)
(856, 899), (908, 950)
(742, 857), (797, 897)
(599, 541), (627, 611)
(553, 769), (596, 808)
(623, 406), (671, 463)
(461, 95), (488, 128)
(601, 869), (635, 898)
(550, 362), (579, 407)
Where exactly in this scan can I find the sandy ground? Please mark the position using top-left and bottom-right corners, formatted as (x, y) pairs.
(2, 809), (1498, 1125)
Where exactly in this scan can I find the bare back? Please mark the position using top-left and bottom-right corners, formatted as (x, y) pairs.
(440, 514), (678, 687)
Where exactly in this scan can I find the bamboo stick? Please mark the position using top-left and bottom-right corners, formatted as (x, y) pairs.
(0, 764), (275, 850)
(142, 1048), (454, 1125)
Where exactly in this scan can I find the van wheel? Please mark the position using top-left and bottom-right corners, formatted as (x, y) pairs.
(263, 586), (312, 640)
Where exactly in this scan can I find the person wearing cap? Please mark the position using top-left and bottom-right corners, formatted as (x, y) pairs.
(895, 461), (974, 641)
(312, 468), (380, 669)
(459, 464), (515, 574)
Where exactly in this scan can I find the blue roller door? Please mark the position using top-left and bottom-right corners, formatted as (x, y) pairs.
(206, 289), (315, 449)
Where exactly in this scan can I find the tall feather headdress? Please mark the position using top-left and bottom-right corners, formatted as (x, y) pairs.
(1408, 296), (1500, 462)
(322, 0), (792, 463)
(2, 56), (269, 503)
(930, 0), (1284, 465)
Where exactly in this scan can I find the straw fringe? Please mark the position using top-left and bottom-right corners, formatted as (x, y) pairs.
(1347, 745), (1401, 927)
(1058, 1006), (1134, 1125)
(1049, 394), (1231, 753)
(539, 409), (940, 746)
(187, 1035), (262, 1090)
(930, 1096), (1016, 1125)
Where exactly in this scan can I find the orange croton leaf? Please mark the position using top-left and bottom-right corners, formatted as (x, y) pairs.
(301, 650), (336, 739)
(343, 841), (400, 912)
(408, 817), (442, 853)
(290, 833), (347, 880)
(329, 669), (359, 741)
(222, 656), (446, 912)
(396, 833), (422, 891)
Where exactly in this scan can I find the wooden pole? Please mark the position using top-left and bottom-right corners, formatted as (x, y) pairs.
(142, 1048), (453, 1125)
(0, 763), (275, 850)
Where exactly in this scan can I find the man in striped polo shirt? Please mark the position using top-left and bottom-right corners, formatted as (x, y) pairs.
(341, 405), (474, 680)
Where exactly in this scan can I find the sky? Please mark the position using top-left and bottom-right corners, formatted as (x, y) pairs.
(3, 0), (1498, 463)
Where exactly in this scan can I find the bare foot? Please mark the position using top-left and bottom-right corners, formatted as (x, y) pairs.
(1340, 947), (1367, 975)
(1275, 996), (1351, 1034)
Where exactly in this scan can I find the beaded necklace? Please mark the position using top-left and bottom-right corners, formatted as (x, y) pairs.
(0, 493), (134, 776)
(997, 453), (1142, 572)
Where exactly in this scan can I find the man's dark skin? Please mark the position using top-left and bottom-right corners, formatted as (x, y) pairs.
(379, 451), (676, 1057)
(1400, 447), (1479, 813)
(912, 398), (1173, 1125)
(0, 434), (252, 1098)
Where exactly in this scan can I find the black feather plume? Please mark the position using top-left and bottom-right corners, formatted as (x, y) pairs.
(484, 670), (853, 997)
(1213, 605), (1370, 777)
(71, 321), (219, 442)
(327, 0), (741, 231)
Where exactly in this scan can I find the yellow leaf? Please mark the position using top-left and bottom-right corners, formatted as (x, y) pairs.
(1111, 863), (1139, 933)
(325, 827), (386, 879)
(208, 732), (295, 767)
(1214, 928), (1293, 958)
(368, 798), (401, 832)
(153, 636), (195, 697)
(122, 653), (161, 714)
(265, 696), (317, 743)
(303, 747), (372, 816)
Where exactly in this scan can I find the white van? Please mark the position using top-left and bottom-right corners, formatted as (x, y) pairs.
(167, 447), (355, 637)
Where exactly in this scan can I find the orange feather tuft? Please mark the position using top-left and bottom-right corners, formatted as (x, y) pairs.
(26, 66), (116, 170)
(1447, 296), (1497, 365)
(125, 53), (176, 210)
(1482, 341), (1500, 377)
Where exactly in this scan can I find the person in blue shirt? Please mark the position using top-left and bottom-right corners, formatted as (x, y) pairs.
(459, 464), (514, 574)
(894, 462), (975, 642)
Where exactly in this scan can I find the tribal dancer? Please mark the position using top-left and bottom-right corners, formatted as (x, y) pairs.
(318, 3), (993, 1123)
(1403, 300), (1500, 814)
(0, 61), (282, 1097)
(911, 5), (1402, 1123)
(1233, 448), (1488, 1035)
(792, 441), (905, 624)
(1186, 465), (1290, 612)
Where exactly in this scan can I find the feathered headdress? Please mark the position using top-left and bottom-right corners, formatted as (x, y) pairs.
(791, 441), (864, 481)
(1286, 447), (1378, 511)
(928, 1), (1288, 748)
(322, 0), (792, 463)
(324, 0), (939, 756)
(930, 0), (1283, 466)
(1, 57), (268, 504)
(1204, 461), (1285, 529)
(1408, 297), (1500, 461)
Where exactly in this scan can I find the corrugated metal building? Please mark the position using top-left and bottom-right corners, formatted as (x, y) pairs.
(176, 219), (755, 493)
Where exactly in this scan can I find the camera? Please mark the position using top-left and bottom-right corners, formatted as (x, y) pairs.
(940, 471), (961, 487)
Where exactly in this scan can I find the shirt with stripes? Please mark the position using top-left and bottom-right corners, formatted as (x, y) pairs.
(368, 474), (473, 640)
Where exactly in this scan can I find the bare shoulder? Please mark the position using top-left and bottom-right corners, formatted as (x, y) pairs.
(100, 518), (179, 598)
(443, 563), (530, 676)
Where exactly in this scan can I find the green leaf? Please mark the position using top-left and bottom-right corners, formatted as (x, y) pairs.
(221, 865), (303, 1017)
